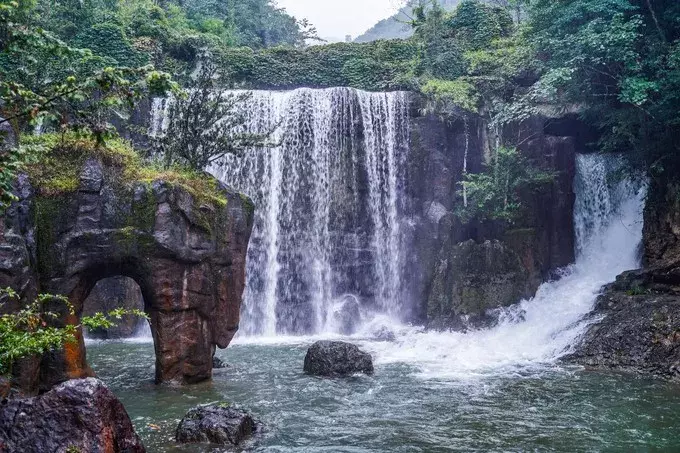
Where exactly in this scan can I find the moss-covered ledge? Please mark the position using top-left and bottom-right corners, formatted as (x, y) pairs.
(3, 135), (254, 390)
(216, 39), (418, 91)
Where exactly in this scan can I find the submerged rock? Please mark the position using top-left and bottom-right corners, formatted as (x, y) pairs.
(332, 297), (362, 335)
(370, 326), (397, 342)
(304, 340), (374, 376)
(212, 356), (227, 369)
(0, 378), (145, 453)
(176, 404), (258, 446)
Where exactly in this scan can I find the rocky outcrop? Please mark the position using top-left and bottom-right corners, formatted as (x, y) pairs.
(0, 117), (16, 150)
(176, 404), (258, 446)
(1, 156), (254, 390)
(408, 110), (577, 330)
(569, 265), (680, 379)
(643, 180), (680, 267)
(0, 174), (38, 313)
(83, 276), (145, 339)
(0, 378), (145, 453)
(427, 238), (535, 330)
(303, 340), (374, 376)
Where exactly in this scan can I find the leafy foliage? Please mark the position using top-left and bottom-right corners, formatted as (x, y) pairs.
(421, 78), (480, 113)
(217, 40), (419, 91)
(0, 0), (179, 213)
(526, 0), (680, 178)
(151, 62), (269, 170)
(456, 147), (555, 224)
(0, 287), (147, 375)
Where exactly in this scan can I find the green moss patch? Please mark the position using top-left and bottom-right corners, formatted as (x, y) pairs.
(21, 133), (228, 207)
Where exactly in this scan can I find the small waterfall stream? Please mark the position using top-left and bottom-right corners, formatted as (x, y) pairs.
(372, 153), (646, 376)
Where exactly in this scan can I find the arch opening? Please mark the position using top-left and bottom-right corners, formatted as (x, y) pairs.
(82, 276), (151, 340)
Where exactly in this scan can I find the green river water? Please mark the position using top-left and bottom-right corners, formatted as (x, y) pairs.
(88, 338), (680, 453)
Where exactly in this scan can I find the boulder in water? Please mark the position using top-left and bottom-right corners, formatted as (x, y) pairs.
(176, 403), (258, 446)
(0, 378), (145, 453)
(304, 340), (374, 376)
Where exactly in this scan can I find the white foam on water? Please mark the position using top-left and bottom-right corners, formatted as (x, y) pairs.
(368, 154), (646, 379)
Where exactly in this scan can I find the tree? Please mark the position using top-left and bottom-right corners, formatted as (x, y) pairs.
(0, 287), (147, 377)
(151, 61), (268, 170)
(456, 146), (555, 224)
(0, 0), (177, 211)
(527, 0), (680, 178)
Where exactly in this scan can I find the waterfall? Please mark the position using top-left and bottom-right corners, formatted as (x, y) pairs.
(151, 88), (410, 336)
(373, 153), (646, 378)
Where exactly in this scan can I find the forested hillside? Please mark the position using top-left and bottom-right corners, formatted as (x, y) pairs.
(355, 0), (463, 43)
(16, 0), (313, 81)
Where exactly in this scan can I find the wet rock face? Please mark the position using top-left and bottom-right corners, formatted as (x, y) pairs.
(643, 180), (680, 267)
(0, 157), (254, 390)
(403, 105), (584, 330)
(176, 404), (257, 446)
(0, 174), (38, 314)
(427, 239), (535, 331)
(0, 378), (145, 453)
(304, 341), (374, 376)
(0, 117), (16, 150)
(569, 265), (680, 379)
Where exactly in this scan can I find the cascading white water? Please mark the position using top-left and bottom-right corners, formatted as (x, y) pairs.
(151, 88), (410, 336)
(371, 153), (646, 378)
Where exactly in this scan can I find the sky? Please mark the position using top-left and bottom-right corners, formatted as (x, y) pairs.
(276, 0), (405, 41)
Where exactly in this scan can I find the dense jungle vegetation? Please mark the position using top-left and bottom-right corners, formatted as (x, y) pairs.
(1, 0), (680, 208)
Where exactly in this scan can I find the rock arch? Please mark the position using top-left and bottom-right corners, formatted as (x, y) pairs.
(0, 158), (253, 390)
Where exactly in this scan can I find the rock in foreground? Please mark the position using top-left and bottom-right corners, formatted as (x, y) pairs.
(0, 378), (144, 453)
(568, 266), (680, 379)
(304, 341), (374, 376)
(176, 404), (257, 446)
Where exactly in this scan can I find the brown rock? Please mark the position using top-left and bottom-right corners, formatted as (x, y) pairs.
(0, 157), (253, 391)
(0, 378), (145, 453)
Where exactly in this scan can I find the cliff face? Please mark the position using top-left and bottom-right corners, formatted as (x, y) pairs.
(406, 104), (577, 329)
(570, 179), (680, 379)
(114, 92), (579, 332)
(0, 154), (253, 390)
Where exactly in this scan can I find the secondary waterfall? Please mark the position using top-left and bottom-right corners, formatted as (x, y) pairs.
(372, 153), (646, 377)
(152, 88), (410, 335)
